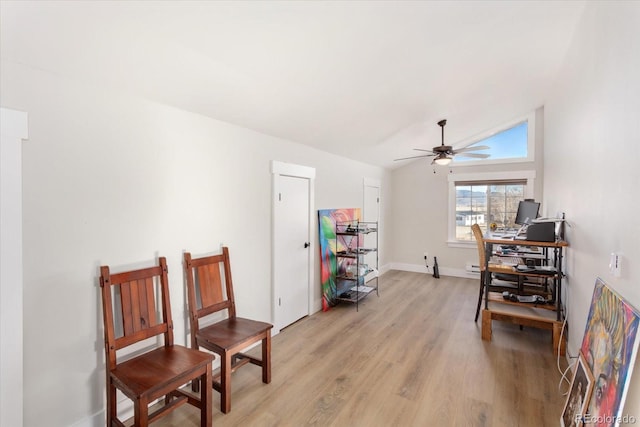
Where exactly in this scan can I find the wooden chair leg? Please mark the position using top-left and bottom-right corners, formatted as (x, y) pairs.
(221, 352), (232, 413)
(262, 334), (271, 384)
(191, 341), (201, 393)
(201, 365), (212, 427)
(107, 380), (117, 426)
(192, 377), (200, 393)
(474, 272), (485, 322)
(134, 396), (150, 427)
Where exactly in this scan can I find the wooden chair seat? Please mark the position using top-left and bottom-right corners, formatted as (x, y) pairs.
(185, 247), (273, 414)
(110, 346), (213, 398)
(196, 318), (274, 352)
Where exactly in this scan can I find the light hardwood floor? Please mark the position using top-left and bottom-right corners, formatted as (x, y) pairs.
(149, 271), (569, 426)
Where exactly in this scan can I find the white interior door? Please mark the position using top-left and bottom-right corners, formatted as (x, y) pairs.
(272, 161), (315, 332)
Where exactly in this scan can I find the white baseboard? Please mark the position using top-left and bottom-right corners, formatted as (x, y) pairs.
(388, 262), (479, 280)
(71, 395), (140, 427)
(71, 411), (105, 427)
(378, 263), (392, 275)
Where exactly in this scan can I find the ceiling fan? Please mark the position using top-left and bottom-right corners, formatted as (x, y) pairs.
(394, 119), (490, 166)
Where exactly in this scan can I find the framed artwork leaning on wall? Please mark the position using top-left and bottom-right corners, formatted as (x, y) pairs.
(579, 278), (640, 427)
(562, 353), (594, 427)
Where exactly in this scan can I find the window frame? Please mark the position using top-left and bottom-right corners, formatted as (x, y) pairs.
(447, 170), (536, 248)
(450, 112), (536, 167)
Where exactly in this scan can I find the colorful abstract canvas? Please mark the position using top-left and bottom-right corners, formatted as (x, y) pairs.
(317, 208), (361, 311)
(580, 278), (640, 427)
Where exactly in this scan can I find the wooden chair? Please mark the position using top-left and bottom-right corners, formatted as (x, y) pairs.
(184, 247), (273, 414)
(99, 257), (214, 427)
(471, 224), (519, 322)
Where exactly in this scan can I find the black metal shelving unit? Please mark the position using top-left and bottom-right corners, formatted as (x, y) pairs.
(334, 220), (379, 311)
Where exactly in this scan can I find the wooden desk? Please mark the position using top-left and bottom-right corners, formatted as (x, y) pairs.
(481, 233), (569, 355)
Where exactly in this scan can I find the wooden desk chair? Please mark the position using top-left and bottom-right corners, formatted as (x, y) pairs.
(99, 257), (213, 427)
(471, 224), (518, 322)
(184, 247), (273, 413)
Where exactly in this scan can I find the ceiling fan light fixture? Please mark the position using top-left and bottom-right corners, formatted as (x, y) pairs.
(434, 155), (452, 166)
(393, 118), (489, 165)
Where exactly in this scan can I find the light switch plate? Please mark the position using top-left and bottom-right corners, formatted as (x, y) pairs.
(609, 252), (621, 277)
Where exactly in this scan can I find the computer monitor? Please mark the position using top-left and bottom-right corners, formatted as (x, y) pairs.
(514, 200), (540, 225)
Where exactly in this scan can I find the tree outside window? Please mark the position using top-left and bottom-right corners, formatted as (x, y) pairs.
(455, 181), (525, 240)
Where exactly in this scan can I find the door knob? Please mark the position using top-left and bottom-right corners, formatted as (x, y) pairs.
(304, 242), (310, 248)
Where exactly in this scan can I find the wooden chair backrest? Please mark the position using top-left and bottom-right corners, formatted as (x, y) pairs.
(471, 224), (486, 272)
(184, 247), (236, 326)
(99, 257), (174, 371)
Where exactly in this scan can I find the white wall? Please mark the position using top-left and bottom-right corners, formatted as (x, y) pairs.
(0, 60), (390, 427)
(544, 1), (640, 420)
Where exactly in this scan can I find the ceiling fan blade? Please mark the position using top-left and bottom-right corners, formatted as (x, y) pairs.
(412, 148), (435, 153)
(455, 153), (490, 159)
(452, 145), (490, 154)
(393, 154), (436, 161)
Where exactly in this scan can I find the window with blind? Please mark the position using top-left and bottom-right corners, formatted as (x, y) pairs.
(447, 171), (536, 244)
(454, 179), (526, 240)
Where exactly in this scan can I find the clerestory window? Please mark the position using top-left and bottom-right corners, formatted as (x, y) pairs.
(451, 112), (535, 166)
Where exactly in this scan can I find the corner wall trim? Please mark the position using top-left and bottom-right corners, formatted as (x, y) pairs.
(1, 107), (28, 427)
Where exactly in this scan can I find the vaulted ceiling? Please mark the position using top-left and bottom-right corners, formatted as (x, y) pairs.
(1, 1), (585, 168)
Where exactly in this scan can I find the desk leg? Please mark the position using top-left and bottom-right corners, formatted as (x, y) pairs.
(481, 309), (492, 341)
(553, 321), (566, 356)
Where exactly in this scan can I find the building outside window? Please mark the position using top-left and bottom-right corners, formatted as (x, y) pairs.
(454, 180), (526, 241)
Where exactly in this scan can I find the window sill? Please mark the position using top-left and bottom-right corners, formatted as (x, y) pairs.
(447, 240), (476, 249)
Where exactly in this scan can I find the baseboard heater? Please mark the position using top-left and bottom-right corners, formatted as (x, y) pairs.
(466, 263), (481, 274)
